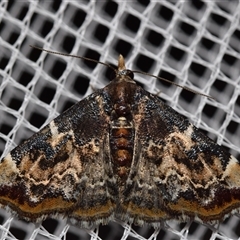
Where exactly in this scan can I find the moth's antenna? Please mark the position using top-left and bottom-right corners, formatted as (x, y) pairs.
(132, 70), (214, 100)
(29, 45), (116, 72)
(30, 45), (213, 99)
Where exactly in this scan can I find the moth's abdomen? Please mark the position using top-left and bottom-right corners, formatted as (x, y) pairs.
(110, 117), (134, 179)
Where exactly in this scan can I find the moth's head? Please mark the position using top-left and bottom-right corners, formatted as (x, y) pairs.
(111, 54), (134, 81)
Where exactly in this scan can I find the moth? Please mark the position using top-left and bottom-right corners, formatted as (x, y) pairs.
(0, 52), (240, 229)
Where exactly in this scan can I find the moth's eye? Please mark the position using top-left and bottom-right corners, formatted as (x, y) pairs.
(125, 70), (134, 79)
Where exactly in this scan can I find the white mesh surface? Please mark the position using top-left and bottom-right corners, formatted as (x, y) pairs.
(0, 0), (240, 239)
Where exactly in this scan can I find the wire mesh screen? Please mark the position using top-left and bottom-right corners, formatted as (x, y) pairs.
(0, 0), (240, 239)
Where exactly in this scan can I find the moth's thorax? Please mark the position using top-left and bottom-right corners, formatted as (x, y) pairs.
(108, 76), (136, 181)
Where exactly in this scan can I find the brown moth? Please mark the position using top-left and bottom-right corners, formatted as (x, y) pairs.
(0, 53), (240, 229)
